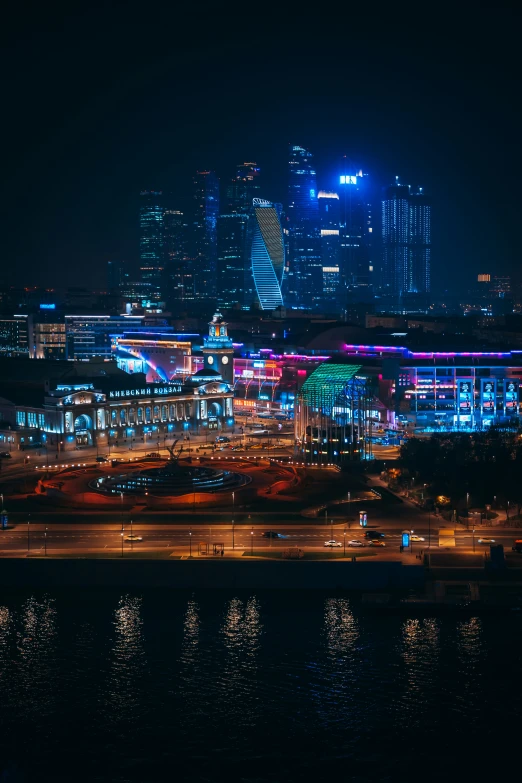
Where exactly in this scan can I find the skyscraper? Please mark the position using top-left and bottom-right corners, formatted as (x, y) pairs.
(217, 213), (250, 309)
(249, 199), (285, 311)
(191, 171), (220, 300)
(337, 169), (373, 298)
(382, 179), (431, 297)
(163, 209), (193, 303)
(139, 191), (164, 302)
(318, 191), (340, 302)
(225, 162), (261, 213)
(287, 145), (321, 307)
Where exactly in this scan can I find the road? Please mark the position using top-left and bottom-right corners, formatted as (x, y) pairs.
(0, 521), (518, 557)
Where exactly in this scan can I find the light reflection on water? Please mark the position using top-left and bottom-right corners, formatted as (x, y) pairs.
(0, 592), (521, 782)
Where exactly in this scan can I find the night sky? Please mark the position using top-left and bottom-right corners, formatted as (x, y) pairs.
(1, 5), (520, 294)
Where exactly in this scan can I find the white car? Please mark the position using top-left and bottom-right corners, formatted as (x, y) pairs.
(478, 538), (495, 544)
(324, 540), (342, 548)
(410, 535), (425, 542)
(125, 535), (143, 542)
(348, 540), (365, 547)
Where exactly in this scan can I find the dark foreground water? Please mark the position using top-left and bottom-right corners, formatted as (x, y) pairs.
(0, 591), (521, 783)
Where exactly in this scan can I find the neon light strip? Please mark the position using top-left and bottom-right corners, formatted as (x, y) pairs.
(344, 344), (512, 359)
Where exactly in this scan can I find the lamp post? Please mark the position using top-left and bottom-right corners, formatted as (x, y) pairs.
(343, 527), (346, 557)
(44, 527), (48, 557)
(189, 527), (192, 558)
(130, 519), (134, 552)
(466, 492), (470, 529)
(428, 508), (431, 549)
(27, 514), (30, 553)
(250, 526), (254, 556)
(472, 526), (475, 553)
(121, 525), (124, 557)
(232, 491), (235, 550)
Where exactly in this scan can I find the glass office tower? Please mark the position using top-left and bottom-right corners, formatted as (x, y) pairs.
(382, 178), (431, 297)
(217, 213), (251, 309)
(139, 191), (164, 302)
(249, 199), (285, 311)
(338, 170), (373, 298)
(225, 162), (261, 214)
(191, 171), (220, 300)
(287, 145), (321, 307)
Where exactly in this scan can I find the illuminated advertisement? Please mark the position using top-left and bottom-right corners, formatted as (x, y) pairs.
(458, 380), (472, 413)
(481, 379), (496, 414)
(504, 379), (519, 414)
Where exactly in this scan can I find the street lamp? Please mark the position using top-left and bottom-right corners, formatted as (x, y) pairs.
(121, 525), (124, 557)
(343, 527), (346, 557)
(231, 491), (236, 550)
(27, 514), (30, 553)
(472, 526), (475, 553)
(189, 527), (192, 558)
(44, 527), (48, 557)
(251, 526), (254, 556)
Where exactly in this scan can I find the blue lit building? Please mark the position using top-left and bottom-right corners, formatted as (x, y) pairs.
(338, 170), (373, 297)
(225, 162), (261, 214)
(318, 191), (341, 302)
(287, 145), (321, 307)
(381, 178), (431, 299)
(217, 213), (251, 309)
(139, 191), (164, 301)
(249, 199), (285, 311)
(191, 171), (220, 300)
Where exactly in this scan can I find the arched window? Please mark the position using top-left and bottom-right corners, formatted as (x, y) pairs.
(111, 409), (117, 425)
(169, 404), (175, 420)
(137, 407), (143, 423)
(145, 406), (151, 423)
(153, 405), (160, 422)
(128, 407), (135, 424)
(120, 408), (126, 425)
(161, 404), (167, 421)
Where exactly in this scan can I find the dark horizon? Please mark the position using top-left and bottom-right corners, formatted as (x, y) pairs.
(1, 6), (520, 294)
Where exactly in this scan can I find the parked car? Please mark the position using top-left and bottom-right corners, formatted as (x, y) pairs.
(215, 436), (231, 443)
(0, 452), (12, 459)
(410, 535), (425, 542)
(365, 530), (385, 539)
(348, 540), (365, 547)
(95, 456), (108, 463)
(324, 540), (342, 548)
(146, 452), (161, 458)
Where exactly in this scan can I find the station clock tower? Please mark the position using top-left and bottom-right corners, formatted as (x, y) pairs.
(202, 312), (234, 385)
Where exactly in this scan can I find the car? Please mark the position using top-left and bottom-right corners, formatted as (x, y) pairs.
(146, 452), (161, 458)
(324, 540), (342, 548)
(125, 535), (143, 542)
(215, 436), (231, 443)
(368, 539), (386, 547)
(0, 452), (12, 459)
(250, 443), (263, 450)
(410, 535), (425, 542)
(365, 530), (385, 539)
(478, 538), (496, 544)
(348, 539), (365, 547)
(95, 456), (108, 463)
(262, 531), (285, 538)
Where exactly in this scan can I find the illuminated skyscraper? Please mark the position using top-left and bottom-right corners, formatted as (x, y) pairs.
(191, 171), (220, 300)
(318, 191), (340, 301)
(139, 191), (164, 302)
(163, 209), (193, 304)
(382, 179), (431, 296)
(338, 170), (373, 297)
(217, 212), (250, 309)
(249, 199), (285, 310)
(225, 162), (261, 213)
(287, 145), (321, 307)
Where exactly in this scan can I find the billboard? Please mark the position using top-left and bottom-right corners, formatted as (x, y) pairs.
(481, 379), (496, 415)
(458, 380), (473, 413)
(504, 379), (519, 414)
